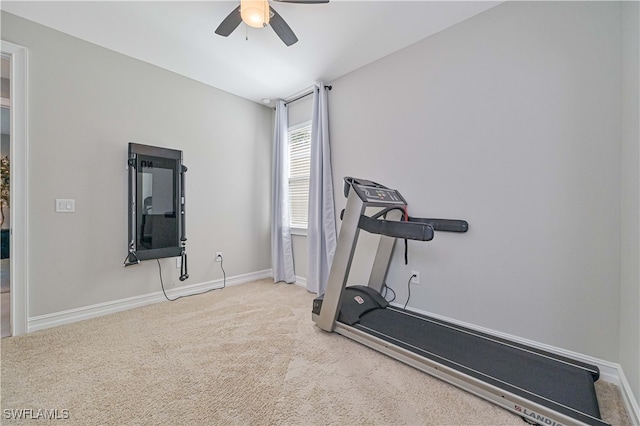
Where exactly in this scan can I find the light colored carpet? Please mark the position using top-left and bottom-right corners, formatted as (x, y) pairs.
(0, 280), (632, 425)
(1, 292), (9, 339)
(0, 259), (9, 294)
(1, 258), (9, 338)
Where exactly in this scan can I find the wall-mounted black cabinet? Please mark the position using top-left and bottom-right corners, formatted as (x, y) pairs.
(125, 143), (187, 268)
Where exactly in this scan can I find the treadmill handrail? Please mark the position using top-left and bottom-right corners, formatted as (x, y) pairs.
(358, 215), (434, 241)
(408, 216), (469, 233)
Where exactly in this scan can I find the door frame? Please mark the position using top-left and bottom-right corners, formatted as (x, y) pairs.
(2, 40), (28, 336)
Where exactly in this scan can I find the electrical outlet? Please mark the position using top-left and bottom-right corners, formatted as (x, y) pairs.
(215, 252), (223, 262)
(176, 257), (181, 268)
(411, 271), (420, 284)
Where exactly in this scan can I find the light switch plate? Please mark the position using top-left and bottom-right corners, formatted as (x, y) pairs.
(55, 199), (75, 213)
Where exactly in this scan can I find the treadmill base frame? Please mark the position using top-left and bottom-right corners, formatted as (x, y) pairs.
(331, 320), (608, 426)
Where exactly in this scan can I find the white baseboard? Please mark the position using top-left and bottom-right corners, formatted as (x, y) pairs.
(28, 269), (273, 332)
(294, 276), (307, 289)
(390, 302), (639, 423)
(618, 367), (640, 426)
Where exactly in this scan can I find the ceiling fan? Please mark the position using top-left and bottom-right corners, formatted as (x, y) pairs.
(215, 0), (328, 47)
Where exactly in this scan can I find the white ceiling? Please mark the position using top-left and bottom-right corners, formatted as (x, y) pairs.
(1, 1), (501, 105)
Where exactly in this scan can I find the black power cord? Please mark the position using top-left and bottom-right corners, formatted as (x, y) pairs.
(381, 283), (396, 303)
(219, 255), (227, 289)
(403, 273), (417, 310)
(157, 254), (227, 302)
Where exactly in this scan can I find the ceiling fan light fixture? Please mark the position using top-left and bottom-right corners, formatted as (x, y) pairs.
(241, 0), (270, 28)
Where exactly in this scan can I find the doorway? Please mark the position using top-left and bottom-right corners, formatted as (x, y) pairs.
(1, 53), (10, 338)
(1, 41), (27, 337)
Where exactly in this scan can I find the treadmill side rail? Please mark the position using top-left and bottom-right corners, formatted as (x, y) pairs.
(314, 189), (365, 331)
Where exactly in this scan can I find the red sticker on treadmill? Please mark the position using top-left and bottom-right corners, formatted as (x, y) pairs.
(354, 296), (365, 305)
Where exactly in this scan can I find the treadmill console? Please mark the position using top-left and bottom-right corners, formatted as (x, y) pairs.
(345, 177), (407, 206)
(357, 186), (405, 205)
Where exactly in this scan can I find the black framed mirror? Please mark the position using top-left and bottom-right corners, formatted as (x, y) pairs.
(125, 143), (187, 275)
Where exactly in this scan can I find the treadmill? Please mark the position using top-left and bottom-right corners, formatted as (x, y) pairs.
(312, 177), (608, 426)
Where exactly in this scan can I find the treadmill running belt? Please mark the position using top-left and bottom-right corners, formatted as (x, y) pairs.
(353, 308), (602, 423)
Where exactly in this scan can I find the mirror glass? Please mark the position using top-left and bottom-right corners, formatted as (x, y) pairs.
(136, 155), (178, 251)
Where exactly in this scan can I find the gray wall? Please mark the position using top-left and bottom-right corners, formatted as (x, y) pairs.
(619, 1), (640, 404)
(329, 1), (624, 364)
(1, 12), (273, 317)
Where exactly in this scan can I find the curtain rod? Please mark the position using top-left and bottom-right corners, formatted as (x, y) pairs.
(284, 85), (332, 107)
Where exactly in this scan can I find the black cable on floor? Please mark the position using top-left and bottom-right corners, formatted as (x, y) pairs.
(157, 256), (226, 302)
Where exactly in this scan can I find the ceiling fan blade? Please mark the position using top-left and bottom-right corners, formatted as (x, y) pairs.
(273, 0), (329, 3)
(215, 5), (242, 37)
(269, 6), (299, 46)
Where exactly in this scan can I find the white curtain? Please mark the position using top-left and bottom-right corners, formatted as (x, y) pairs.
(271, 100), (296, 284)
(307, 83), (337, 295)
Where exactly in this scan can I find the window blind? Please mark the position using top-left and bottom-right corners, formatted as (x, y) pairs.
(288, 122), (312, 229)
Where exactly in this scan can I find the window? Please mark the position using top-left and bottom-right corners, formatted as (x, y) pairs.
(288, 121), (311, 231)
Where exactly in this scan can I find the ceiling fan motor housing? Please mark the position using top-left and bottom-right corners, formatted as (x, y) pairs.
(241, 0), (270, 28)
